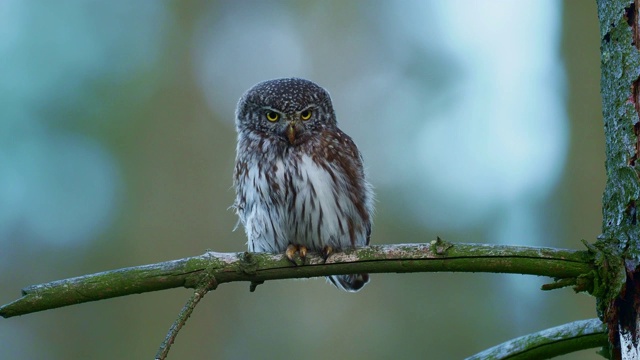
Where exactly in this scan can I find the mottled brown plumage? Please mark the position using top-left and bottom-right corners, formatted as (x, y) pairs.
(233, 78), (374, 292)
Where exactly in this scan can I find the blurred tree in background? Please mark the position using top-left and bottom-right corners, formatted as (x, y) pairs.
(0, 1), (602, 359)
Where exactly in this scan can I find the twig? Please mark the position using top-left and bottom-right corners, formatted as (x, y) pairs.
(155, 274), (218, 360)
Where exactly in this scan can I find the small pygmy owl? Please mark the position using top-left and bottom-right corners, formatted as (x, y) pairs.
(233, 78), (374, 292)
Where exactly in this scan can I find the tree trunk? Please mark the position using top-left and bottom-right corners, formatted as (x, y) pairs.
(597, 0), (640, 358)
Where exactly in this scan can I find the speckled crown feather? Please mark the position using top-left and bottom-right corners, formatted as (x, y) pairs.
(238, 78), (333, 114)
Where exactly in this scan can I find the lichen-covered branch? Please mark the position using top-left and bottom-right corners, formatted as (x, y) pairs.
(0, 240), (593, 318)
(466, 318), (608, 360)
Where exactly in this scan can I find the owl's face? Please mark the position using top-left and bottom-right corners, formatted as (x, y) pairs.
(236, 78), (337, 145)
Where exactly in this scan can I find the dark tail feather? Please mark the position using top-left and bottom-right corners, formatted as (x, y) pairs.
(328, 274), (370, 292)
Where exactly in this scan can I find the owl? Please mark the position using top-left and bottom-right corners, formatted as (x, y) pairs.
(233, 78), (374, 292)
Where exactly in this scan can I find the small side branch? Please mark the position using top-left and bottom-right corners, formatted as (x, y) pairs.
(155, 273), (218, 360)
(466, 318), (608, 360)
(0, 242), (593, 318)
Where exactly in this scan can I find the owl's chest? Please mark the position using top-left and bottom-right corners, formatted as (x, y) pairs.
(272, 154), (338, 210)
(270, 153), (349, 247)
(241, 147), (352, 241)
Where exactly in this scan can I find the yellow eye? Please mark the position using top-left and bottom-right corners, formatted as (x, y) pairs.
(300, 110), (312, 120)
(265, 111), (279, 122)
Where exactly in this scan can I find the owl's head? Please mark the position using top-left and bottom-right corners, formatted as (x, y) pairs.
(236, 78), (337, 145)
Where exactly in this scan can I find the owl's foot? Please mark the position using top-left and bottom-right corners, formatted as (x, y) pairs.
(285, 244), (307, 266)
(321, 245), (333, 263)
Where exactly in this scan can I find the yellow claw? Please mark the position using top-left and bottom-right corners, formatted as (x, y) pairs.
(285, 244), (308, 265)
(285, 244), (298, 264)
(321, 245), (333, 263)
(298, 245), (307, 263)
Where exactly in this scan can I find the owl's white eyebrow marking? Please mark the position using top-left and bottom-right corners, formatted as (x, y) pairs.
(262, 106), (281, 112)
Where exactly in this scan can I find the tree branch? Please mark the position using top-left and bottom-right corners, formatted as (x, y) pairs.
(0, 240), (593, 318)
(466, 318), (608, 360)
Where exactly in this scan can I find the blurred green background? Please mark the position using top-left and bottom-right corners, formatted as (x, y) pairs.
(0, 1), (604, 359)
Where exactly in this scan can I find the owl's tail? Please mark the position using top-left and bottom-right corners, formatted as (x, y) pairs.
(328, 274), (370, 292)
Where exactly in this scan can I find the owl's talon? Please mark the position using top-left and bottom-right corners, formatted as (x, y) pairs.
(286, 244), (307, 266)
(285, 244), (299, 266)
(299, 245), (308, 264)
(321, 245), (333, 263)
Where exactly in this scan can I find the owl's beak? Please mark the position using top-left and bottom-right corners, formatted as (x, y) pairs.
(286, 122), (296, 144)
